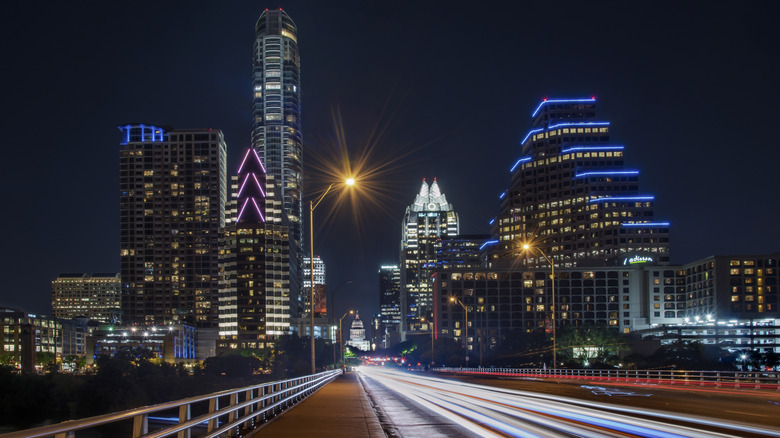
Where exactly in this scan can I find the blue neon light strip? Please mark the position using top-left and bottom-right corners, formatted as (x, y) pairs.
(510, 156), (532, 172)
(489, 218), (496, 225)
(575, 170), (639, 177)
(588, 196), (654, 203)
(622, 222), (670, 227)
(499, 191), (506, 199)
(561, 145), (624, 154)
(479, 240), (499, 250)
(531, 98), (596, 118)
(521, 122), (610, 145)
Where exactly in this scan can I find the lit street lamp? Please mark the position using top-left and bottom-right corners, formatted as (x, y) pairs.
(309, 178), (355, 374)
(522, 243), (557, 370)
(449, 297), (469, 364)
(339, 310), (354, 366)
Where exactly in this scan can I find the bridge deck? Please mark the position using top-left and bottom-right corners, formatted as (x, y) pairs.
(249, 372), (385, 437)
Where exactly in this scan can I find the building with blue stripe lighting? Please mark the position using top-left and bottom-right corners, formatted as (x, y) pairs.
(492, 98), (670, 269)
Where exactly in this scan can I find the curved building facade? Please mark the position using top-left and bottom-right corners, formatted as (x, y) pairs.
(252, 9), (304, 266)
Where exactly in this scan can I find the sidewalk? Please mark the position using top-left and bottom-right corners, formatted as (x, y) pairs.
(249, 372), (385, 437)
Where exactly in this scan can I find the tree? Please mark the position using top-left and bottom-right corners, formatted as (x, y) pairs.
(557, 326), (626, 367)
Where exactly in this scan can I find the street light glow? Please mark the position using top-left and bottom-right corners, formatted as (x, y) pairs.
(345, 177), (355, 186)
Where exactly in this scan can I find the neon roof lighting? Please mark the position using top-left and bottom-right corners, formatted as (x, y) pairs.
(588, 196), (654, 203)
(622, 222), (670, 227)
(575, 170), (639, 178)
(510, 156), (532, 172)
(521, 122), (610, 145)
(532, 97), (596, 118)
(479, 240), (499, 250)
(561, 145), (624, 154)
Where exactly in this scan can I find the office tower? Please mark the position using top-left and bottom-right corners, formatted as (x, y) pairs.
(492, 97), (670, 268)
(378, 265), (401, 332)
(51, 273), (121, 323)
(218, 148), (295, 350)
(400, 178), (459, 336)
(303, 255), (327, 317)
(437, 235), (491, 270)
(119, 124), (227, 328)
(252, 8), (304, 267)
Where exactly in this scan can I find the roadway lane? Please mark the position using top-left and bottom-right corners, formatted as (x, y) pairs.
(358, 367), (780, 438)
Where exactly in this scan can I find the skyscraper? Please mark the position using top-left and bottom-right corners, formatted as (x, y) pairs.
(303, 255), (326, 317)
(378, 265), (401, 332)
(252, 8), (304, 269)
(218, 148), (295, 350)
(119, 124), (227, 328)
(400, 179), (459, 336)
(492, 98), (670, 268)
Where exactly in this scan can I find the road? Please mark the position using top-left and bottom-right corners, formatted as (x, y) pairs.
(358, 367), (780, 437)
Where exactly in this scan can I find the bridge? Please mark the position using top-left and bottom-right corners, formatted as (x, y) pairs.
(3, 368), (780, 437)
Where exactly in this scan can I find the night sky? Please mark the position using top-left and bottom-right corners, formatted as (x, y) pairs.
(2, 1), (778, 329)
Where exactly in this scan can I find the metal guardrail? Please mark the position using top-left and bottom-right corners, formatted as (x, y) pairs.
(0, 369), (342, 438)
(432, 367), (780, 390)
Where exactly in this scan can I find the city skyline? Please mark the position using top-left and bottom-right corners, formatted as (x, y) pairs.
(1, 1), (779, 323)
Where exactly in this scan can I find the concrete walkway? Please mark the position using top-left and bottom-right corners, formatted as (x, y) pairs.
(249, 372), (385, 437)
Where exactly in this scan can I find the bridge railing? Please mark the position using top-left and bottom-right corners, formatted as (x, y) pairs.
(431, 367), (780, 390)
(0, 369), (341, 438)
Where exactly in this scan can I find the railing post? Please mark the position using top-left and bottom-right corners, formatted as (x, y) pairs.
(177, 404), (191, 438)
(54, 433), (75, 438)
(244, 389), (253, 421)
(207, 397), (219, 432)
(132, 414), (148, 438)
(227, 392), (238, 437)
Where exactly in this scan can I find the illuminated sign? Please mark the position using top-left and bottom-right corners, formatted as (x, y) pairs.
(623, 255), (654, 265)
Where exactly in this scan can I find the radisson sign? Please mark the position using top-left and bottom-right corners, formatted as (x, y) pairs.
(622, 255), (655, 266)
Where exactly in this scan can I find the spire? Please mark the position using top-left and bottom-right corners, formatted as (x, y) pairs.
(419, 179), (429, 198)
(430, 178), (441, 199)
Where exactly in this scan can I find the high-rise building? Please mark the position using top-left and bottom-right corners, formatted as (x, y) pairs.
(492, 98), (670, 268)
(52, 273), (121, 323)
(252, 8), (304, 269)
(218, 148), (295, 350)
(119, 124), (227, 328)
(303, 255), (327, 317)
(400, 178), (459, 336)
(437, 235), (490, 270)
(378, 265), (401, 331)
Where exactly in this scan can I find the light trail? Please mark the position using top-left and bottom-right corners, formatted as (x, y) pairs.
(358, 367), (780, 438)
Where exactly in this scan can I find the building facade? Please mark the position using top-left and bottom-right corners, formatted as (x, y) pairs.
(252, 8), (304, 268)
(119, 124), (227, 328)
(303, 255), (327, 317)
(51, 273), (121, 323)
(492, 98), (670, 269)
(87, 323), (197, 363)
(1, 308), (62, 370)
(400, 179), (459, 336)
(218, 148), (295, 351)
(378, 265), (401, 333)
(436, 235), (490, 270)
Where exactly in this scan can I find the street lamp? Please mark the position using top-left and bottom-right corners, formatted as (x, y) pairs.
(309, 178), (355, 374)
(449, 297), (469, 365)
(522, 243), (557, 370)
(339, 310), (355, 366)
(330, 280), (352, 368)
(421, 317), (434, 367)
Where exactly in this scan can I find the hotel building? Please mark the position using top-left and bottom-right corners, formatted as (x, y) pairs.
(492, 98), (670, 268)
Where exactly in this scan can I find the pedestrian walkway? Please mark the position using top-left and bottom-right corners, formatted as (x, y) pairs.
(249, 372), (385, 437)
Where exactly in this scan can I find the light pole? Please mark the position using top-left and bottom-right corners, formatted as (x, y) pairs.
(339, 310), (354, 366)
(309, 178), (355, 374)
(421, 317), (434, 367)
(330, 280), (352, 368)
(522, 243), (556, 369)
(449, 297), (469, 365)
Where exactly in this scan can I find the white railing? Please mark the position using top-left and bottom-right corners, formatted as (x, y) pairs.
(0, 369), (341, 438)
(432, 367), (780, 390)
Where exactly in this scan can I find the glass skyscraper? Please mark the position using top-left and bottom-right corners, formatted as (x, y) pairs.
(491, 98), (670, 268)
(400, 179), (459, 336)
(252, 9), (303, 268)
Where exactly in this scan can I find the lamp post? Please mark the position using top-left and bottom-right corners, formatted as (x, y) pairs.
(421, 317), (434, 367)
(309, 178), (355, 374)
(330, 280), (352, 368)
(522, 243), (556, 370)
(339, 310), (354, 366)
(449, 297), (469, 364)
